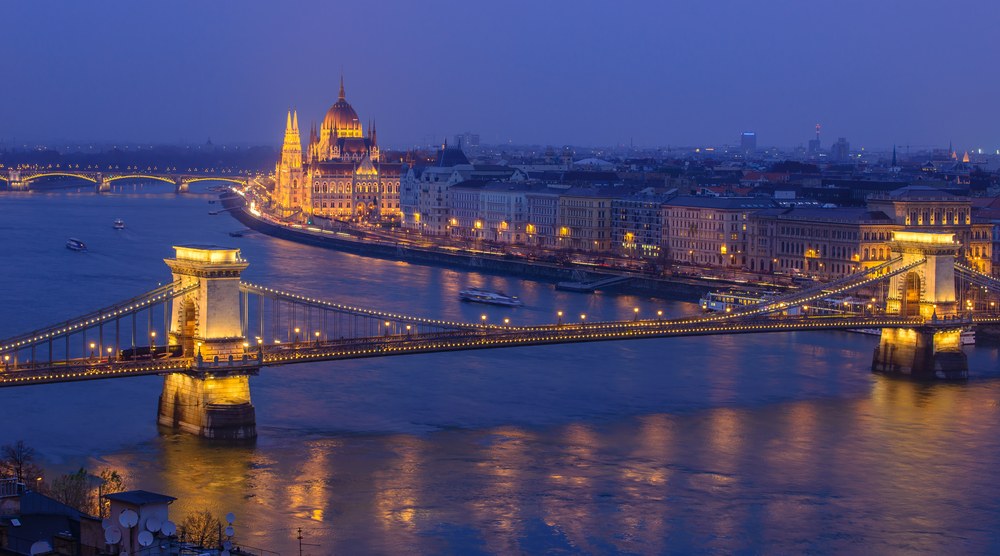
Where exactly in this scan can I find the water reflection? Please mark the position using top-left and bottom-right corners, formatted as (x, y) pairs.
(2, 193), (1000, 553)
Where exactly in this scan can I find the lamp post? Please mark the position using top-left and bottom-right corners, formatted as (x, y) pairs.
(633, 307), (639, 321)
(580, 314), (587, 326)
(89, 342), (96, 360)
(557, 311), (563, 326)
(314, 331), (321, 345)
(106, 347), (113, 363)
(294, 327), (300, 344)
(150, 331), (156, 356)
(503, 318), (510, 327)
(657, 310), (663, 321)
(384, 321), (391, 337)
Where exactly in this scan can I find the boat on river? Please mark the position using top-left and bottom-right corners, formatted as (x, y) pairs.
(113, 218), (125, 229)
(65, 238), (87, 251)
(459, 288), (523, 307)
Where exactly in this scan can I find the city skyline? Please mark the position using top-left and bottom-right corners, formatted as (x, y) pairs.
(2, 0), (998, 149)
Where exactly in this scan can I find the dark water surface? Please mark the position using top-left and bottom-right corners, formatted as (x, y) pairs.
(1, 189), (1000, 554)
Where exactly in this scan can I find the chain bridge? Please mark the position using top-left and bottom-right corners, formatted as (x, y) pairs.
(0, 168), (247, 193)
(0, 231), (993, 439)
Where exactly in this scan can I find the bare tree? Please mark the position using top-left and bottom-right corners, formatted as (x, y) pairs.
(93, 468), (127, 518)
(1, 440), (39, 484)
(50, 468), (92, 514)
(179, 509), (221, 548)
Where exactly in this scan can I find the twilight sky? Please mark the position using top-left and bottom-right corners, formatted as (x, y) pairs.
(2, 0), (997, 150)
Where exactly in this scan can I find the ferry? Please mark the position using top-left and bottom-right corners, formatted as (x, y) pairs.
(113, 218), (125, 230)
(65, 238), (87, 252)
(700, 290), (770, 312)
(459, 289), (524, 307)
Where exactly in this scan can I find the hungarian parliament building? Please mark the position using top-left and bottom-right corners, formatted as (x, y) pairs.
(272, 77), (401, 221)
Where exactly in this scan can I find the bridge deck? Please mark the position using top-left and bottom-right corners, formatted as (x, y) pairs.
(0, 315), (941, 387)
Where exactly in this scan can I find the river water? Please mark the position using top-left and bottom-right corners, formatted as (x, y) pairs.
(1, 188), (1000, 554)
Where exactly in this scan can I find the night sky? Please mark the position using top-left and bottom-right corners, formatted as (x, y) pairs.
(3, 0), (997, 149)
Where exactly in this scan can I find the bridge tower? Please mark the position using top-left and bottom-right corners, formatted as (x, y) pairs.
(157, 245), (258, 439)
(8, 169), (25, 191)
(872, 231), (967, 379)
(95, 173), (110, 193)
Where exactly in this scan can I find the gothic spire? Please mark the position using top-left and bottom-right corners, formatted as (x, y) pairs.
(292, 110), (299, 131)
(339, 74), (345, 101)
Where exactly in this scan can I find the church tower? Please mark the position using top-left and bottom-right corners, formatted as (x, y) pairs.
(275, 110), (308, 217)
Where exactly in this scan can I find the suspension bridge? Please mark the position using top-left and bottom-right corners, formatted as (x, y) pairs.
(0, 231), (995, 439)
(0, 168), (247, 193)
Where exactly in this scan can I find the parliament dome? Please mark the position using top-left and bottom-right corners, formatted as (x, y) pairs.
(323, 77), (362, 134)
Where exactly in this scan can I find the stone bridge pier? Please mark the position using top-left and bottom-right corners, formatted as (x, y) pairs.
(872, 231), (967, 380)
(175, 177), (188, 194)
(157, 245), (259, 439)
(96, 173), (110, 193)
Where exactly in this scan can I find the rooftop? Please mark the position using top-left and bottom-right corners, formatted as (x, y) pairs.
(103, 490), (177, 506)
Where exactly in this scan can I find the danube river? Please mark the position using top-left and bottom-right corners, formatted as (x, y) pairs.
(2, 188), (1000, 554)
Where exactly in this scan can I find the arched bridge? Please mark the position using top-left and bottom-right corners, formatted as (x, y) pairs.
(0, 232), (990, 438)
(1, 168), (247, 193)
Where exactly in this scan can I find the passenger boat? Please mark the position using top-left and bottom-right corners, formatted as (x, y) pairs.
(459, 288), (524, 307)
(113, 218), (125, 229)
(700, 289), (801, 316)
(65, 238), (87, 251)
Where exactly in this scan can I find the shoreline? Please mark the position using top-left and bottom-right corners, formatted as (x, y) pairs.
(220, 192), (779, 301)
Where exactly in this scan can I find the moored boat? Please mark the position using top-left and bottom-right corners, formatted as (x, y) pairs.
(459, 288), (523, 307)
(66, 238), (87, 251)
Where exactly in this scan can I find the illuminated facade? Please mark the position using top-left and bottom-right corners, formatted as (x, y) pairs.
(273, 77), (401, 221)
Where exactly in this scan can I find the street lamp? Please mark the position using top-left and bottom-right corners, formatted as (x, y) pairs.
(503, 318), (510, 326)
(557, 311), (563, 325)
(384, 321), (391, 336)
(89, 342), (96, 359)
(150, 331), (156, 355)
(580, 314), (587, 325)
(314, 331), (321, 345)
(106, 347), (113, 362)
(633, 307), (639, 321)
(481, 314), (487, 325)
(406, 325), (412, 335)
(294, 327), (300, 344)
(657, 310), (663, 321)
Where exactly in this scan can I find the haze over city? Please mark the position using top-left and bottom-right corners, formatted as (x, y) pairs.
(3, 0), (998, 149)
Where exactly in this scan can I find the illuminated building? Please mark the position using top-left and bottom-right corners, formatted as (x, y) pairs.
(273, 77), (401, 222)
(664, 197), (779, 268)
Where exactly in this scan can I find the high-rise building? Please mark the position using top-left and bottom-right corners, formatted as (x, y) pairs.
(740, 131), (757, 156)
(454, 132), (480, 148)
(831, 137), (850, 162)
(273, 76), (402, 222)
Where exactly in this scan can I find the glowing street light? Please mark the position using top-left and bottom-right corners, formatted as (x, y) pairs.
(633, 307), (640, 321)
(107, 346), (113, 362)
(657, 309), (663, 321)
(557, 311), (563, 325)
(503, 317), (510, 326)
(89, 342), (96, 359)
(580, 314), (587, 325)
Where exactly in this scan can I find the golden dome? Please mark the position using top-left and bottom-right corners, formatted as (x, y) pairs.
(323, 77), (362, 135)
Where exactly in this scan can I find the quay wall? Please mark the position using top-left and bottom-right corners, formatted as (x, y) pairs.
(221, 193), (753, 301)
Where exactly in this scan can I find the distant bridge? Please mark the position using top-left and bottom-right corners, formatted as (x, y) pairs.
(0, 231), (990, 438)
(0, 168), (247, 193)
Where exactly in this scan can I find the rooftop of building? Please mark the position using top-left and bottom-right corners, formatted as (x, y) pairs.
(103, 490), (176, 506)
(664, 196), (779, 210)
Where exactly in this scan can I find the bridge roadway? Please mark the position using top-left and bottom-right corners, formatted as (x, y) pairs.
(0, 314), (941, 388)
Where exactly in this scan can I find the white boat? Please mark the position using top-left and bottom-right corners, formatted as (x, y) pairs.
(65, 238), (87, 251)
(459, 289), (523, 307)
(699, 290), (796, 314)
(113, 218), (125, 229)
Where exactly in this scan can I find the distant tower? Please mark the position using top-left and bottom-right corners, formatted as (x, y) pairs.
(275, 110), (306, 216)
(740, 131), (757, 156)
(892, 144), (897, 167)
(808, 124), (821, 154)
